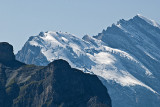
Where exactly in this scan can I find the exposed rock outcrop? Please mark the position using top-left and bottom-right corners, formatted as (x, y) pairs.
(0, 42), (25, 68)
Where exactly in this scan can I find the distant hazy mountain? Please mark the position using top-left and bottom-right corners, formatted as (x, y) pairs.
(16, 15), (160, 107)
(0, 42), (111, 107)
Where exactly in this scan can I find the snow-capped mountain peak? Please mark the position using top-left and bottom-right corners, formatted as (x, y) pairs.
(116, 14), (160, 29)
(16, 15), (160, 107)
(134, 14), (160, 28)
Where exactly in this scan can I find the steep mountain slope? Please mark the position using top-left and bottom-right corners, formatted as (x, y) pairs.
(0, 42), (111, 107)
(94, 14), (160, 74)
(16, 15), (160, 107)
(93, 14), (160, 106)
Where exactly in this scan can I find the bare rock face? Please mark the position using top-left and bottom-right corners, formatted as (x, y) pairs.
(0, 42), (112, 107)
(0, 42), (24, 68)
(0, 42), (15, 62)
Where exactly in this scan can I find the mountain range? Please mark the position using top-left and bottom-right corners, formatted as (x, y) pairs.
(16, 14), (160, 107)
(0, 42), (111, 107)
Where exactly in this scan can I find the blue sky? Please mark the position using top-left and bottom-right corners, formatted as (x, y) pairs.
(0, 0), (160, 53)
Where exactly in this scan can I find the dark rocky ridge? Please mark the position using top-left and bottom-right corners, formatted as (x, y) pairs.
(0, 42), (111, 107)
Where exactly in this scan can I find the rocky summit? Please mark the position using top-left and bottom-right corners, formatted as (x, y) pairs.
(0, 42), (15, 61)
(0, 42), (25, 68)
(0, 42), (111, 107)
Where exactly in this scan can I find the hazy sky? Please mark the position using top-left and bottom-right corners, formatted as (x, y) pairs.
(0, 0), (160, 53)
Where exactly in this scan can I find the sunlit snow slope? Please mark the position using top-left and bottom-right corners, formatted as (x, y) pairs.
(16, 15), (160, 107)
